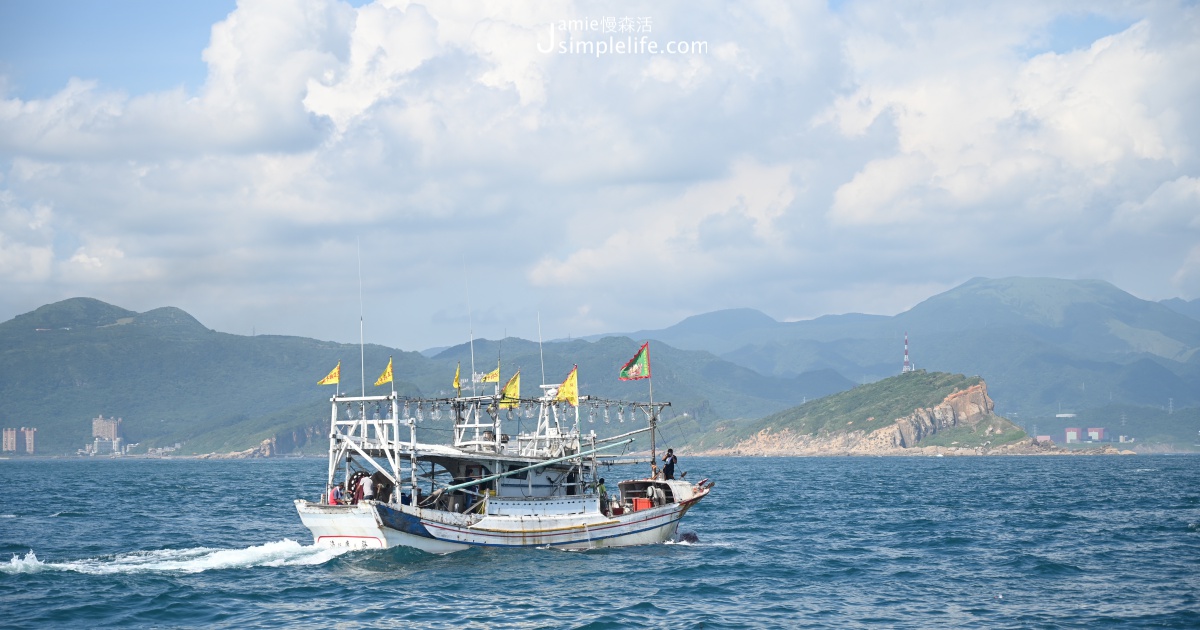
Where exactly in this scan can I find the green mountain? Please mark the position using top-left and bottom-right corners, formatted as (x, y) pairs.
(1161, 297), (1200, 322)
(6, 277), (1196, 455)
(0, 298), (419, 454)
(625, 278), (1200, 420)
(0, 298), (852, 455)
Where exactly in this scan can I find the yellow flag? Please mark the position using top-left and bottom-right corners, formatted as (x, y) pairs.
(374, 356), (393, 387)
(556, 365), (578, 407)
(317, 362), (340, 385)
(453, 363), (461, 394)
(481, 367), (500, 383)
(500, 370), (521, 409)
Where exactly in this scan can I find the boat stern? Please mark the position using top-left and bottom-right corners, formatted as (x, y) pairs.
(294, 499), (387, 550)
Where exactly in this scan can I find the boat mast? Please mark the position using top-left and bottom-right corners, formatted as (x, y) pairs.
(649, 381), (657, 479)
(648, 345), (657, 479)
(537, 312), (546, 387)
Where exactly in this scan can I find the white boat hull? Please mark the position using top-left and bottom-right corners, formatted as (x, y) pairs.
(295, 490), (707, 554)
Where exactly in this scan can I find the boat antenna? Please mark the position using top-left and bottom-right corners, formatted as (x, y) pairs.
(537, 311), (546, 386)
(496, 333), (503, 395)
(466, 274), (477, 396)
(357, 237), (366, 396)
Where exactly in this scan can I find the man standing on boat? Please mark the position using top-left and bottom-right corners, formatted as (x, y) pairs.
(595, 478), (609, 516)
(662, 449), (677, 480)
(359, 474), (375, 502)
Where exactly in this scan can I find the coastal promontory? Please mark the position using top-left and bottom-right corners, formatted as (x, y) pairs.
(695, 371), (1127, 456)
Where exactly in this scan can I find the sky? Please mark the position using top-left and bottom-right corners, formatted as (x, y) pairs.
(1, 0), (1198, 351)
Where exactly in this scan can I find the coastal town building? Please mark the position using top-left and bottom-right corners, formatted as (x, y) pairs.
(1087, 427), (1105, 441)
(83, 415), (126, 455)
(1065, 428), (1081, 443)
(93, 415), (122, 441)
(3, 427), (36, 454)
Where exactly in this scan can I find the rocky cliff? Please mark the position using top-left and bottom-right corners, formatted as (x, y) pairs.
(702, 379), (1072, 456)
(197, 422), (326, 459)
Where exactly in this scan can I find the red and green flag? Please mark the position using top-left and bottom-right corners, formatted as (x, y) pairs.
(619, 342), (651, 381)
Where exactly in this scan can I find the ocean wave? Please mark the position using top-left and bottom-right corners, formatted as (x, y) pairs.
(2, 539), (351, 575)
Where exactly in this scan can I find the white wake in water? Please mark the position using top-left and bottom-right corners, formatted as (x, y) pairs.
(3, 539), (352, 575)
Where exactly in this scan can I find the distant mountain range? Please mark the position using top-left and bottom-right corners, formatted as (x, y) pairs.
(2, 277), (1197, 455)
(598, 277), (1200, 420)
(0, 298), (849, 454)
(1160, 297), (1200, 322)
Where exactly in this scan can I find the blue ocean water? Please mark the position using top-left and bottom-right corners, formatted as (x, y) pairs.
(2, 455), (1198, 628)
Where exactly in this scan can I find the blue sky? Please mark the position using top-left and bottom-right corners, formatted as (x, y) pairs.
(0, 2), (235, 97)
(1, 1), (1197, 351)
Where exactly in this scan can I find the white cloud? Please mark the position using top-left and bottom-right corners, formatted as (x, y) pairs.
(1, 0), (1198, 349)
(825, 10), (1199, 227)
(530, 159), (795, 291)
(0, 194), (55, 282)
(1115, 175), (1200, 231)
(1175, 245), (1200, 296)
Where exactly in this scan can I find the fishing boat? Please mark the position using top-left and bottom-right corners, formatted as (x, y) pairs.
(294, 371), (713, 553)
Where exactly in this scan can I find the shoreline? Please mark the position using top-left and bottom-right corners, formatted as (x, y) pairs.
(7, 444), (1200, 458)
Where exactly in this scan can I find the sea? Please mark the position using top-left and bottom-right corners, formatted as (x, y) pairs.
(2, 455), (1198, 628)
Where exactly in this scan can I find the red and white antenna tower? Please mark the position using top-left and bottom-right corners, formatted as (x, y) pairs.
(902, 332), (913, 373)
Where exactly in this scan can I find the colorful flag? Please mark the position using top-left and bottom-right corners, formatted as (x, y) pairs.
(619, 342), (651, 380)
(556, 365), (579, 407)
(453, 363), (461, 394)
(481, 366), (500, 383)
(500, 370), (521, 409)
(374, 356), (393, 387)
(317, 362), (341, 385)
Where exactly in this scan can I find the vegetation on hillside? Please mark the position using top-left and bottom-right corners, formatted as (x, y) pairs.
(0, 298), (851, 455)
(916, 417), (1027, 448)
(1022, 404), (1200, 450)
(694, 371), (985, 449)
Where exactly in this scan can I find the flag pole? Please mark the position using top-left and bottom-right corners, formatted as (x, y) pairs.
(466, 273), (477, 397)
(537, 312), (546, 387)
(648, 342), (657, 480)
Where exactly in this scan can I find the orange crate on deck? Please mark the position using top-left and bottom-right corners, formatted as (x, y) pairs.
(632, 497), (652, 511)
